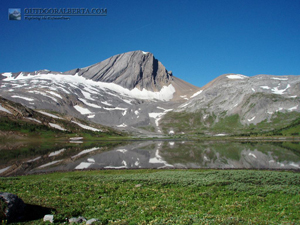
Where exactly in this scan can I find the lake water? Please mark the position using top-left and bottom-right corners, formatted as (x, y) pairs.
(1, 140), (300, 176)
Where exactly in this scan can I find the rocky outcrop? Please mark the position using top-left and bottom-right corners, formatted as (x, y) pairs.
(0, 192), (25, 222)
(64, 51), (173, 92)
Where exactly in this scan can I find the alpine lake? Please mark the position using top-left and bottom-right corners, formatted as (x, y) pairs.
(1, 138), (300, 176)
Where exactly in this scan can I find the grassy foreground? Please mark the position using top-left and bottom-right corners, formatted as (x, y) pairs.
(1, 169), (300, 224)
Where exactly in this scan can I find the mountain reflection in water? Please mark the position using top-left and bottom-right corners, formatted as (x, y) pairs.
(1, 140), (300, 176)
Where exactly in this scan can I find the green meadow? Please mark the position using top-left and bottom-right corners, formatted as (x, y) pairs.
(1, 169), (300, 224)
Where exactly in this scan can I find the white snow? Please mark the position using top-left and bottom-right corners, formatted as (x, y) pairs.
(79, 98), (102, 108)
(25, 117), (41, 123)
(1, 72), (12, 79)
(122, 99), (132, 105)
(142, 51), (148, 54)
(252, 88), (255, 92)
(38, 111), (63, 119)
(117, 149), (128, 153)
(87, 158), (95, 163)
(289, 163), (300, 168)
(74, 105), (92, 115)
(117, 123), (127, 128)
(70, 137), (83, 140)
(49, 148), (66, 157)
(271, 77), (288, 81)
(3, 72), (176, 101)
(190, 90), (203, 98)
(72, 147), (100, 158)
(248, 116), (255, 122)
(49, 123), (66, 131)
(81, 90), (95, 101)
(72, 121), (101, 132)
(88, 114), (95, 118)
(169, 142), (175, 146)
(271, 84), (290, 95)
(288, 95), (297, 98)
(38, 160), (62, 168)
(46, 91), (63, 99)
(149, 107), (173, 131)
(0, 166), (11, 174)
(11, 95), (34, 101)
(169, 130), (174, 135)
(149, 112), (165, 126)
(260, 86), (271, 90)
(288, 105), (298, 111)
(27, 156), (41, 162)
(180, 95), (189, 100)
(27, 90), (58, 102)
(101, 101), (112, 106)
(248, 153), (257, 158)
(75, 162), (93, 169)
(214, 134), (226, 136)
(0, 104), (12, 114)
(226, 74), (248, 79)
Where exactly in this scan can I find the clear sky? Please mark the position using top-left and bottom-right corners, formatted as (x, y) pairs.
(1, 0), (300, 87)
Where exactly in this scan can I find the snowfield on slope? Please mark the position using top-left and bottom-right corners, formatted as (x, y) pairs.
(3, 73), (176, 101)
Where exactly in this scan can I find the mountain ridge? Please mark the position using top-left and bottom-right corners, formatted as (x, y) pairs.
(0, 51), (299, 136)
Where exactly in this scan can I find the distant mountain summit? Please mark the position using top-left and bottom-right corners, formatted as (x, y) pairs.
(65, 51), (172, 92)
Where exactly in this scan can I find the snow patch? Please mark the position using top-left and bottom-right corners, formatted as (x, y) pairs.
(271, 84), (290, 95)
(74, 105), (92, 115)
(25, 117), (41, 123)
(226, 74), (248, 79)
(248, 116), (255, 122)
(0, 166), (11, 174)
(260, 86), (271, 90)
(248, 153), (257, 158)
(79, 98), (102, 108)
(11, 95), (34, 101)
(27, 156), (41, 162)
(288, 105), (298, 111)
(117, 123), (127, 128)
(75, 162), (93, 170)
(0, 104), (12, 114)
(88, 158), (95, 163)
(271, 77), (288, 81)
(117, 149), (128, 153)
(49, 148), (66, 157)
(38, 160), (62, 168)
(49, 123), (66, 131)
(38, 111), (63, 119)
(72, 121), (101, 132)
(191, 90), (203, 98)
(289, 162), (300, 168)
(46, 91), (63, 99)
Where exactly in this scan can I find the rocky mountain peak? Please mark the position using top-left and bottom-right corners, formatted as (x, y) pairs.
(64, 50), (173, 92)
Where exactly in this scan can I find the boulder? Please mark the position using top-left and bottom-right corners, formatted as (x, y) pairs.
(0, 192), (25, 222)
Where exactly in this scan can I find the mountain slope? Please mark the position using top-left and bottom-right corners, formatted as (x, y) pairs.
(0, 51), (200, 134)
(160, 74), (300, 135)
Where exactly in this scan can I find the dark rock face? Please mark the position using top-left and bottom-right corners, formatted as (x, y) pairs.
(0, 192), (25, 222)
(64, 51), (173, 91)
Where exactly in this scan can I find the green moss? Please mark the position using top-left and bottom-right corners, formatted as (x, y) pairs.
(1, 169), (300, 224)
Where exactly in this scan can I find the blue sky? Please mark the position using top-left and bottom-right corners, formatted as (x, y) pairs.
(1, 0), (300, 87)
